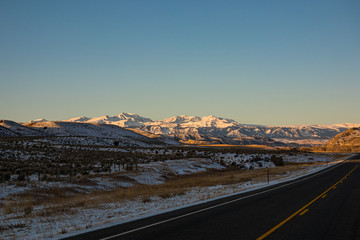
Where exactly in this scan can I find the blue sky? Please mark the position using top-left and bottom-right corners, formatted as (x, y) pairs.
(1, 0), (359, 125)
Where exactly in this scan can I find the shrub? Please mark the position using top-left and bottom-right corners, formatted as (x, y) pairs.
(0, 172), (11, 182)
(141, 196), (151, 203)
(271, 155), (284, 166)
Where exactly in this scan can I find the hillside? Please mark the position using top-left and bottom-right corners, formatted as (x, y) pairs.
(0, 120), (166, 147)
(24, 121), (165, 146)
(0, 120), (45, 136)
(0, 125), (18, 137)
(320, 128), (360, 152)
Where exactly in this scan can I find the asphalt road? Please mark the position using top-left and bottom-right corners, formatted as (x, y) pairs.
(63, 154), (360, 240)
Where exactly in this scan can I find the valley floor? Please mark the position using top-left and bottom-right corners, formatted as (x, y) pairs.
(0, 150), (346, 240)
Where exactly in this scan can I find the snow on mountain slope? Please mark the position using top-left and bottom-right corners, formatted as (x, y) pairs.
(161, 115), (201, 124)
(45, 113), (360, 146)
(22, 121), (163, 146)
(0, 125), (18, 136)
(126, 128), (181, 145)
(61, 114), (279, 146)
(133, 115), (284, 146)
(65, 113), (152, 127)
(151, 115), (240, 128)
(0, 120), (44, 136)
(240, 124), (360, 144)
(65, 114), (241, 129)
(66, 116), (91, 122)
(135, 115), (359, 146)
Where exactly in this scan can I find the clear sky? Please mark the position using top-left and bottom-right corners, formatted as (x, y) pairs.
(1, 0), (359, 125)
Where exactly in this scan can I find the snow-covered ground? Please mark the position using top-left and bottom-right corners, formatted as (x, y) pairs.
(127, 159), (226, 185)
(0, 158), (225, 203)
(0, 153), (342, 240)
(282, 153), (335, 162)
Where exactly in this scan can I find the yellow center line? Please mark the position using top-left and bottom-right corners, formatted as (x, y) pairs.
(257, 164), (358, 240)
(299, 209), (309, 216)
(321, 194), (327, 198)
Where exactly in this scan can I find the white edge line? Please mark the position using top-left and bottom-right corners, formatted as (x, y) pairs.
(98, 159), (348, 240)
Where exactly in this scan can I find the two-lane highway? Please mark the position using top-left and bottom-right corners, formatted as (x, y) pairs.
(63, 154), (360, 240)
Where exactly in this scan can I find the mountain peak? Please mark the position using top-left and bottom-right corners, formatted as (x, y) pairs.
(159, 114), (239, 128)
(64, 113), (152, 127)
(201, 115), (234, 121)
(198, 115), (239, 128)
(117, 112), (136, 118)
(162, 115), (201, 124)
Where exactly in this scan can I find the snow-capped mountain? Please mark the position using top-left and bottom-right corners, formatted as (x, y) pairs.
(62, 114), (274, 145)
(62, 113), (360, 146)
(66, 113), (152, 127)
(153, 115), (241, 129)
(235, 123), (360, 146)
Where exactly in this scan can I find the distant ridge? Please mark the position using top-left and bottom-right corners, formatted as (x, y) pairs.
(1, 113), (358, 147)
(60, 113), (360, 146)
(30, 118), (48, 123)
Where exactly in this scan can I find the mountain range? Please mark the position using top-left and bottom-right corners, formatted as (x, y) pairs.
(1, 113), (359, 147)
(64, 113), (360, 146)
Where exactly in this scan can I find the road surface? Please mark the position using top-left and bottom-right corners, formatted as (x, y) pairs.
(63, 154), (360, 240)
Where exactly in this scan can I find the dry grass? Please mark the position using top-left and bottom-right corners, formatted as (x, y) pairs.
(0, 222), (27, 233)
(74, 163), (319, 205)
(1, 162), (326, 218)
(2, 199), (35, 216)
(197, 144), (272, 149)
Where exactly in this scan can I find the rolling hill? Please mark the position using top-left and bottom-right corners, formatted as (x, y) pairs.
(0, 120), (167, 147)
(321, 127), (360, 152)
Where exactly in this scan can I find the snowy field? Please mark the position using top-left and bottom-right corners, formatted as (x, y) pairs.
(0, 152), (344, 240)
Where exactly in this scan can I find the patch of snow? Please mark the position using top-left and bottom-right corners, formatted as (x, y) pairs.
(122, 159), (225, 185)
(282, 153), (334, 163)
